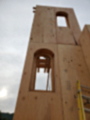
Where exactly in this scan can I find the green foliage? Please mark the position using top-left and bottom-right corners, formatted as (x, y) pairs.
(0, 111), (13, 120)
(0, 111), (2, 120)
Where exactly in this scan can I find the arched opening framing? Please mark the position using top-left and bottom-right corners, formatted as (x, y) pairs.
(30, 49), (55, 91)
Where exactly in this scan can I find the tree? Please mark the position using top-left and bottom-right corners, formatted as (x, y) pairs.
(0, 111), (2, 120)
(3, 118), (7, 120)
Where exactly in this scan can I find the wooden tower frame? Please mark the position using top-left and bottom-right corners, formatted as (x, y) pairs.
(13, 5), (90, 120)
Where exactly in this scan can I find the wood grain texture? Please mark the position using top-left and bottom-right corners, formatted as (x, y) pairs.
(30, 6), (81, 44)
(42, 7), (57, 43)
(56, 27), (75, 44)
(13, 43), (64, 120)
(79, 26), (90, 119)
(58, 45), (90, 120)
(13, 5), (90, 120)
(30, 6), (43, 43)
(79, 25), (90, 74)
(55, 7), (81, 44)
(87, 25), (90, 33)
(30, 6), (57, 44)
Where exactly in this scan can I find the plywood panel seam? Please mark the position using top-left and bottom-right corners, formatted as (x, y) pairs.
(57, 45), (65, 120)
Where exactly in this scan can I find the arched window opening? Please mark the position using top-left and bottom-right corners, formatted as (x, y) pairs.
(56, 11), (69, 27)
(30, 49), (54, 91)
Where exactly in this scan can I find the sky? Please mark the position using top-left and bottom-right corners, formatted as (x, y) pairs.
(0, 0), (90, 113)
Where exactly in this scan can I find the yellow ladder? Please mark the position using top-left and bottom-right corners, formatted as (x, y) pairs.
(77, 80), (90, 120)
(77, 80), (86, 120)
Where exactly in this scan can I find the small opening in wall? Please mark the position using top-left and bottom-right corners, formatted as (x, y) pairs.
(57, 16), (67, 27)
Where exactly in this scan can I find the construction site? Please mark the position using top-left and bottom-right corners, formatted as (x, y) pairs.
(13, 5), (90, 120)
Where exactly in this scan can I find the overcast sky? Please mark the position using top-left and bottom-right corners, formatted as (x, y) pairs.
(0, 0), (90, 113)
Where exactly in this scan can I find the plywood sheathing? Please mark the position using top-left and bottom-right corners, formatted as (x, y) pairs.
(42, 7), (57, 43)
(13, 43), (64, 120)
(58, 45), (90, 120)
(55, 7), (81, 44)
(14, 93), (63, 120)
(56, 27), (75, 45)
(79, 26), (90, 120)
(87, 25), (90, 33)
(30, 6), (57, 44)
(30, 6), (81, 45)
(13, 5), (90, 120)
(30, 7), (43, 43)
(79, 25), (90, 74)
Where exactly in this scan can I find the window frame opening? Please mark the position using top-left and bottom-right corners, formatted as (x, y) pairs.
(56, 11), (69, 27)
(57, 16), (67, 27)
(30, 49), (55, 92)
(35, 67), (52, 91)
